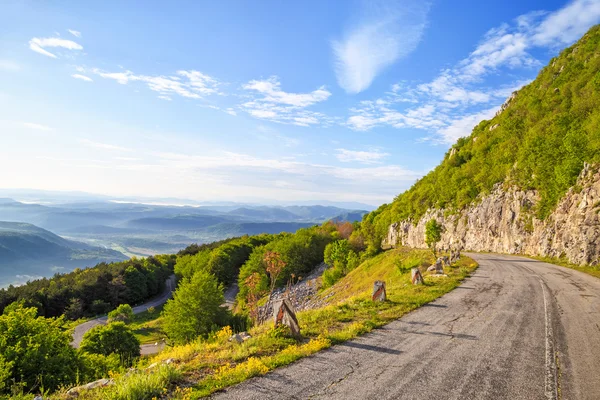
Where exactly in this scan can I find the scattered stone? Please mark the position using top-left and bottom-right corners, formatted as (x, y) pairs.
(427, 265), (437, 272)
(372, 281), (387, 302)
(559, 65), (565, 72)
(411, 267), (424, 285)
(495, 91), (517, 116)
(449, 147), (457, 157)
(442, 256), (450, 267)
(489, 124), (500, 131)
(554, 87), (560, 93)
(34, 397), (43, 400)
(273, 298), (301, 337)
(67, 379), (114, 397)
(229, 334), (244, 344)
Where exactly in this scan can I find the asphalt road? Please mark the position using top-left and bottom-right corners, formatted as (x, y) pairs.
(71, 274), (176, 355)
(212, 253), (600, 400)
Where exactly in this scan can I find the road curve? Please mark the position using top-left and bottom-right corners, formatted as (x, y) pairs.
(71, 274), (176, 353)
(211, 253), (600, 400)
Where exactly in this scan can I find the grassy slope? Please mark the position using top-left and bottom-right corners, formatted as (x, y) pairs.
(129, 305), (166, 344)
(66, 248), (477, 399)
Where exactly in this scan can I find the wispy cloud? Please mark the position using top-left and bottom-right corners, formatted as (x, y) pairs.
(241, 76), (332, 126)
(92, 68), (221, 100)
(335, 148), (389, 164)
(346, 0), (600, 143)
(332, 0), (430, 94)
(72, 74), (93, 82)
(79, 139), (131, 152)
(67, 29), (82, 38)
(23, 122), (53, 131)
(29, 37), (82, 58)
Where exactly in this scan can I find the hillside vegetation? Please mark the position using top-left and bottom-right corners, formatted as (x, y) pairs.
(363, 25), (600, 247)
(69, 249), (477, 399)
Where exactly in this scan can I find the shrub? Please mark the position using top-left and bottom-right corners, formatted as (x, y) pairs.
(80, 322), (141, 366)
(108, 304), (134, 323)
(0, 304), (78, 393)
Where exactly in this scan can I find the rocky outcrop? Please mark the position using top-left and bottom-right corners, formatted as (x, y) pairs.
(384, 163), (600, 266)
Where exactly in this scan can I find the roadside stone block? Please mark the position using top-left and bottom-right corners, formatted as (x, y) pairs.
(273, 298), (301, 337)
(372, 280), (386, 302)
(411, 267), (424, 285)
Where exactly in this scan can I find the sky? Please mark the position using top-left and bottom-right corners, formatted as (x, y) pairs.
(1, 0), (600, 206)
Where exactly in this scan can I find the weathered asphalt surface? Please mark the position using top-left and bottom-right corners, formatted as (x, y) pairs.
(71, 274), (176, 355)
(212, 254), (600, 400)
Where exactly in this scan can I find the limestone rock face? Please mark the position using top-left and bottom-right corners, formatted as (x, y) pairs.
(384, 164), (600, 266)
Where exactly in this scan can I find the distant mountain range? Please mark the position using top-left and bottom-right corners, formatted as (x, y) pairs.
(0, 198), (368, 286)
(0, 221), (127, 287)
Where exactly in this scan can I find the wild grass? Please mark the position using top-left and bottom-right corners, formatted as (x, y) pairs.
(129, 304), (166, 344)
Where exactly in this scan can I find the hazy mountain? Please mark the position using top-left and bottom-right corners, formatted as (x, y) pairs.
(0, 221), (127, 287)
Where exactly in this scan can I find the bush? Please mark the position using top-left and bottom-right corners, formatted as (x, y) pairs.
(108, 304), (134, 323)
(322, 267), (344, 288)
(80, 322), (141, 366)
(162, 270), (227, 345)
(0, 304), (78, 393)
(77, 352), (122, 383)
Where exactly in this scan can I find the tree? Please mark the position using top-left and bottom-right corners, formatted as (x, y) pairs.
(264, 251), (286, 296)
(0, 304), (78, 393)
(324, 240), (351, 271)
(162, 270), (226, 345)
(80, 322), (140, 366)
(108, 303), (134, 323)
(425, 219), (443, 256)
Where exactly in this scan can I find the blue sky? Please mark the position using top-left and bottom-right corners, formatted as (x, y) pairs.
(1, 0), (600, 206)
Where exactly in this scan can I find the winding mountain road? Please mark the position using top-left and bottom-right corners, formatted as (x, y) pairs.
(71, 274), (176, 355)
(212, 253), (600, 400)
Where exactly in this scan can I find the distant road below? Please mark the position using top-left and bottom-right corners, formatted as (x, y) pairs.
(213, 253), (600, 400)
(71, 274), (176, 355)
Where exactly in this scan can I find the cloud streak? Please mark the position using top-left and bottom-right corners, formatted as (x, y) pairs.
(29, 37), (83, 58)
(72, 74), (93, 82)
(92, 68), (221, 100)
(332, 1), (430, 94)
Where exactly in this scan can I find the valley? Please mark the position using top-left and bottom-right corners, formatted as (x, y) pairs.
(0, 196), (367, 286)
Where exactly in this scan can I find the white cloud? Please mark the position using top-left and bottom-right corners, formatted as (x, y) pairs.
(335, 149), (389, 164)
(22, 122), (53, 131)
(332, 1), (429, 94)
(29, 37), (83, 58)
(72, 74), (93, 82)
(241, 76), (332, 126)
(532, 0), (600, 46)
(225, 108), (237, 116)
(79, 139), (131, 152)
(67, 29), (82, 38)
(92, 68), (221, 99)
(158, 95), (172, 101)
(0, 60), (20, 71)
(346, 0), (600, 144)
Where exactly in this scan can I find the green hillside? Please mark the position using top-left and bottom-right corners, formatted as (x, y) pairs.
(365, 25), (600, 246)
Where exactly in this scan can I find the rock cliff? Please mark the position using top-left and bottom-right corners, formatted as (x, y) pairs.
(384, 163), (600, 265)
